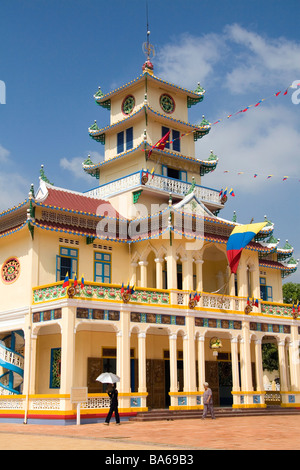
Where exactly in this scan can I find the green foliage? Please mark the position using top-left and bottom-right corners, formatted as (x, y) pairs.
(282, 282), (300, 304)
(262, 343), (279, 372)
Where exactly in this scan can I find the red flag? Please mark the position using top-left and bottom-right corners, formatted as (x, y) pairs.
(148, 131), (170, 158)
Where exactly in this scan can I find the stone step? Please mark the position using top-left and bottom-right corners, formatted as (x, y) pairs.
(129, 407), (300, 422)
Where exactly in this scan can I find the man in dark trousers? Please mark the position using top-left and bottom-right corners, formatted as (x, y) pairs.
(104, 383), (120, 425)
(201, 382), (216, 419)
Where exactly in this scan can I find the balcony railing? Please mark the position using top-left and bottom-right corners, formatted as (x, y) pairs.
(32, 281), (297, 320)
(85, 171), (222, 206)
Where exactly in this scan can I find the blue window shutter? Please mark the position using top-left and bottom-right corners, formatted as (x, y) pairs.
(172, 130), (180, 152)
(117, 131), (124, 154)
(126, 127), (133, 150)
(267, 286), (273, 301)
(56, 255), (61, 282)
(162, 126), (170, 149)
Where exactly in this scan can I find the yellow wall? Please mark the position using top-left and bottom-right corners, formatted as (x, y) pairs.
(0, 228), (32, 310)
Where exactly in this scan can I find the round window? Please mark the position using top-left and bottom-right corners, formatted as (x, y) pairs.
(122, 95), (135, 115)
(160, 94), (175, 114)
(1, 257), (21, 284)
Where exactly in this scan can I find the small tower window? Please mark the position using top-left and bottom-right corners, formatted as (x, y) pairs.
(161, 127), (180, 153)
(160, 94), (175, 114)
(117, 127), (133, 154)
(122, 95), (135, 115)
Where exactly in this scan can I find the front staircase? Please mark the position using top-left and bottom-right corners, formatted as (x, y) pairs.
(129, 406), (300, 422)
(0, 331), (24, 395)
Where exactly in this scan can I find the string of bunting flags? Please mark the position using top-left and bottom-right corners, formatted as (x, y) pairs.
(144, 81), (300, 183)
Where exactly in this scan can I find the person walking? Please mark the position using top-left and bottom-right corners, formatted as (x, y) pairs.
(202, 382), (216, 419)
(104, 383), (120, 425)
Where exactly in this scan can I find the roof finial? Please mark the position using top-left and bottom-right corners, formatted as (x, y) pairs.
(142, 1), (155, 74)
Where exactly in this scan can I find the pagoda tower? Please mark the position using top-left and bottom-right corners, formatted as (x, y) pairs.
(83, 36), (221, 219)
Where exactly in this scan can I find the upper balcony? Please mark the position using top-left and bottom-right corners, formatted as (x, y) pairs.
(32, 280), (297, 324)
(85, 170), (223, 212)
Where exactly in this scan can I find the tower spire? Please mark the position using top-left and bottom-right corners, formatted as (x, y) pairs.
(142, 1), (155, 74)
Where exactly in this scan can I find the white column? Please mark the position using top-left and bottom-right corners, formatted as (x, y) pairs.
(138, 261), (148, 288)
(231, 337), (240, 392)
(195, 259), (204, 292)
(169, 334), (178, 392)
(138, 332), (147, 393)
(278, 340), (288, 391)
(117, 309), (131, 394)
(240, 322), (253, 394)
(197, 335), (205, 391)
(154, 258), (164, 289)
(254, 339), (264, 391)
(60, 306), (76, 396)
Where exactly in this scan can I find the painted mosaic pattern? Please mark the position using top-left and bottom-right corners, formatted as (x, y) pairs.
(261, 302), (294, 317)
(33, 283), (170, 305)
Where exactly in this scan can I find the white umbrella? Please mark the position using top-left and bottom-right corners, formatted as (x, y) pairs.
(96, 372), (120, 384)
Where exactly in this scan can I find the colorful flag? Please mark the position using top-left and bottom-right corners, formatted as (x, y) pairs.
(229, 188), (235, 196)
(151, 167), (155, 179)
(283, 176), (288, 181)
(226, 222), (267, 274)
(148, 130), (170, 158)
(74, 274), (78, 288)
(63, 272), (69, 288)
(254, 299), (259, 307)
(80, 274), (85, 289)
(254, 174), (258, 178)
(297, 301), (300, 313)
(121, 282), (124, 294)
(131, 285), (135, 295)
(219, 188), (223, 197)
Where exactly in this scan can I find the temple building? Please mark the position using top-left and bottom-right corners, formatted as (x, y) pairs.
(0, 42), (299, 424)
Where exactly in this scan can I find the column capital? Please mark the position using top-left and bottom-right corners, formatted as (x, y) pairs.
(138, 260), (148, 267)
(154, 257), (164, 263)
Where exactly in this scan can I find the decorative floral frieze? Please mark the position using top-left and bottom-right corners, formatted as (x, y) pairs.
(33, 282), (170, 306)
(261, 302), (294, 318)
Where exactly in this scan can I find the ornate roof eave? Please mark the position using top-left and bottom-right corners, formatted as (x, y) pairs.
(0, 199), (29, 220)
(259, 258), (298, 278)
(94, 72), (205, 108)
(88, 104), (211, 143)
(83, 142), (145, 175)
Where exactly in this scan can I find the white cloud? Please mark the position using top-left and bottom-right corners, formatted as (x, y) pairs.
(156, 32), (225, 90)
(224, 24), (300, 93)
(0, 172), (29, 212)
(155, 25), (300, 94)
(59, 151), (104, 181)
(0, 144), (10, 162)
(196, 103), (300, 192)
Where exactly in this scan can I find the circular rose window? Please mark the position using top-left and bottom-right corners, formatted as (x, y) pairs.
(160, 94), (175, 114)
(1, 257), (21, 284)
(122, 95), (135, 115)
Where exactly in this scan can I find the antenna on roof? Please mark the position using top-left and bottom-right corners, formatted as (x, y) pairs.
(142, 0), (155, 69)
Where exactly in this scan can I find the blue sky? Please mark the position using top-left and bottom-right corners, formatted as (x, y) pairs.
(0, 0), (299, 283)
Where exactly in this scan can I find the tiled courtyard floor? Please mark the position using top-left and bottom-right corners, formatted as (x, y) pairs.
(0, 415), (299, 450)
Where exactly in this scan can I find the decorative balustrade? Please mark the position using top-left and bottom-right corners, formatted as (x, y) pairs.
(85, 170), (221, 204)
(32, 282), (297, 320)
(33, 282), (170, 307)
